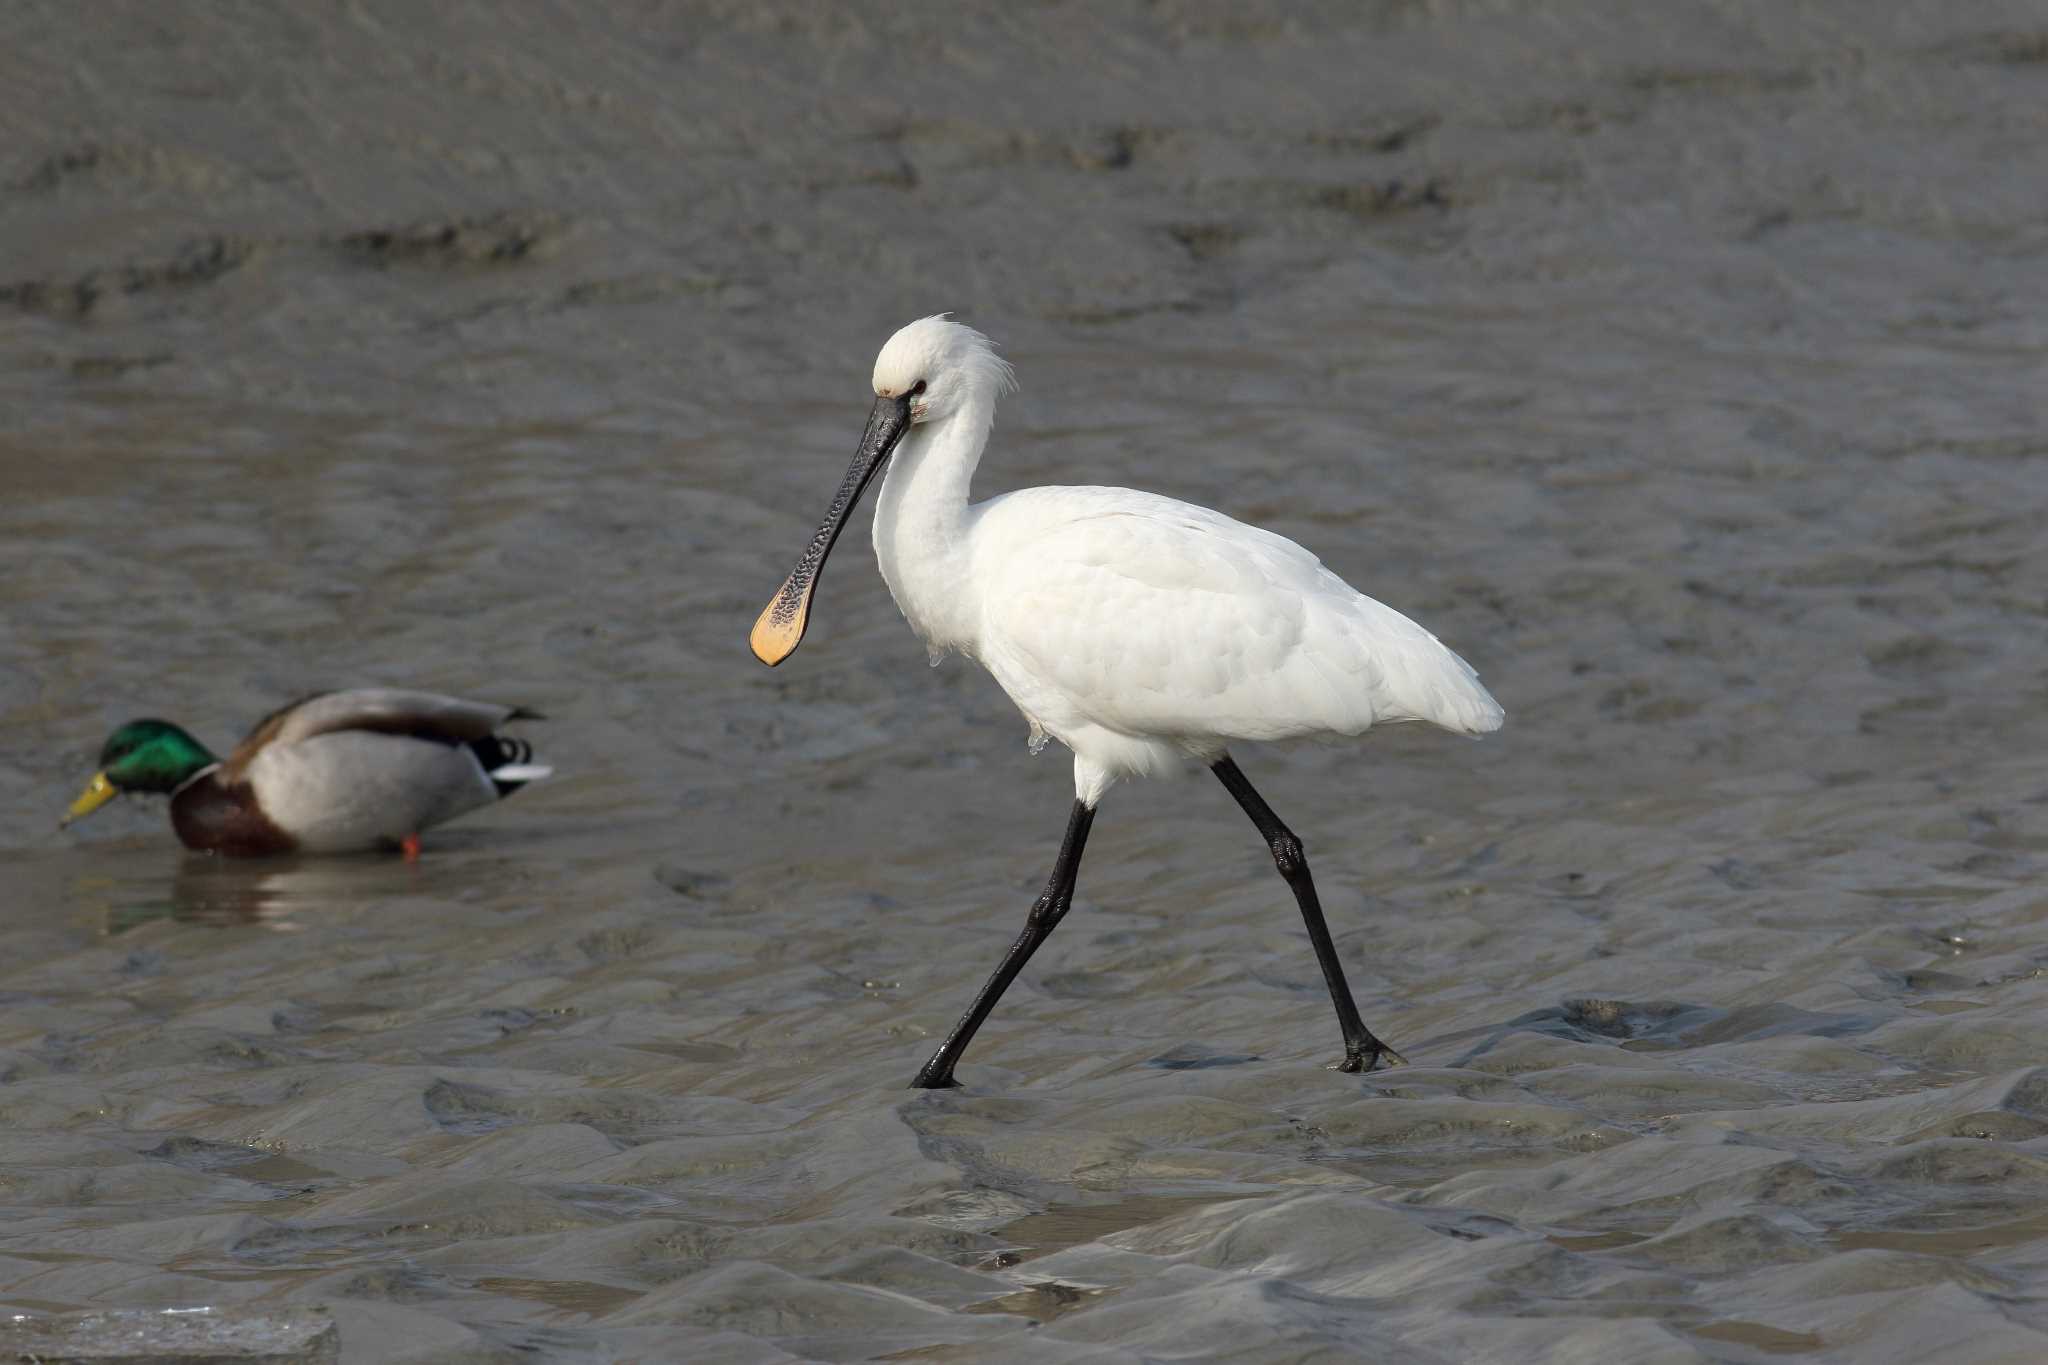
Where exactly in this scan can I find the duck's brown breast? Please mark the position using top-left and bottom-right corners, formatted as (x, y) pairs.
(170, 771), (298, 857)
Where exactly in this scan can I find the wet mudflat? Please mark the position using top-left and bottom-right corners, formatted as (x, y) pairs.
(2, 2), (2046, 1360)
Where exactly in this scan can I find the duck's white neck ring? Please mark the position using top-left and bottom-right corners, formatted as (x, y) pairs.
(172, 762), (222, 797)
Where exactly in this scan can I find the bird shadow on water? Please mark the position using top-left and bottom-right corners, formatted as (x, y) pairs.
(1144, 1042), (1263, 1070)
(1435, 995), (1886, 1067)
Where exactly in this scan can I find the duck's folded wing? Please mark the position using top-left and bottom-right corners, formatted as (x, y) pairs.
(224, 689), (536, 779)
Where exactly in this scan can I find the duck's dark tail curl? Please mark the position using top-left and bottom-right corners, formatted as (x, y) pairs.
(469, 735), (551, 796)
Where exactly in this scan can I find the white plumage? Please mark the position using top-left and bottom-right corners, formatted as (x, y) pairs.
(752, 315), (1503, 1087)
(862, 319), (1502, 805)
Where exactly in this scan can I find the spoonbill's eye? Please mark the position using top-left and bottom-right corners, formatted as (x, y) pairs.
(911, 380), (928, 395)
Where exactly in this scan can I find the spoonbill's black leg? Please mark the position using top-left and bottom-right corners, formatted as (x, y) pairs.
(1212, 755), (1405, 1073)
(912, 798), (1097, 1089)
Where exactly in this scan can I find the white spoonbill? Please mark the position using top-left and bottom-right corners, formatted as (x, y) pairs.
(752, 316), (1503, 1088)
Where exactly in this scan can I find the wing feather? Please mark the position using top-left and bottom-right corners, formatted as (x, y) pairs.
(977, 489), (1501, 744)
(223, 689), (532, 781)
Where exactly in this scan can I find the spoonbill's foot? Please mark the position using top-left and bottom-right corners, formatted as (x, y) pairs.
(400, 833), (422, 862)
(910, 1058), (964, 1090)
(1334, 1040), (1407, 1073)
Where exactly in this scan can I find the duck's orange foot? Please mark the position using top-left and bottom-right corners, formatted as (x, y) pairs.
(400, 833), (423, 862)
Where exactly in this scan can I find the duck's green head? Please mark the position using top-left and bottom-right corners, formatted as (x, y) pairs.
(62, 720), (219, 827)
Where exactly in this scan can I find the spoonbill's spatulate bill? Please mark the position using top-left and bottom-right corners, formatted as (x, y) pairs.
(752, 316), (1504, 1088)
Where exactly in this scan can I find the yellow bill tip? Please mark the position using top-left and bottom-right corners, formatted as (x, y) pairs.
(750, 584), (807, 667)
(62, 771), (118, 828)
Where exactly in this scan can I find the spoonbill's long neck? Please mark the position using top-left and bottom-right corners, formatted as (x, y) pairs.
(872, 393), (992, 655)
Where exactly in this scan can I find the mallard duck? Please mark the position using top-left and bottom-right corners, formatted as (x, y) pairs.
(61, 688), (550, 857)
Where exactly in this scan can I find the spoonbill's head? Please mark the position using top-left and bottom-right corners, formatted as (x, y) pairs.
(871, 315), (1015, 426)
(750, 316), (1011, 667)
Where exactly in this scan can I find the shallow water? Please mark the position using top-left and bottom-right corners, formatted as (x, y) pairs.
(3, 2), (2047, 1360)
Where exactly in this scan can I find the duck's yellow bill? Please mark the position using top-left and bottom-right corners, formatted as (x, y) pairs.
(61, 771), (118, 827)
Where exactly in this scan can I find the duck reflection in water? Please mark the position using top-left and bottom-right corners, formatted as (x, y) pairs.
(102, 854), (447, 934)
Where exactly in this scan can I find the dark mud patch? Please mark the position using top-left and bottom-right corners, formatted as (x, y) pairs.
(0, 237), (259, 318)
(333, 213), (565, 269)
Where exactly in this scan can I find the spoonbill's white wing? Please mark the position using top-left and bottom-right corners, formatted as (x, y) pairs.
(975, 487), (1503, 747)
